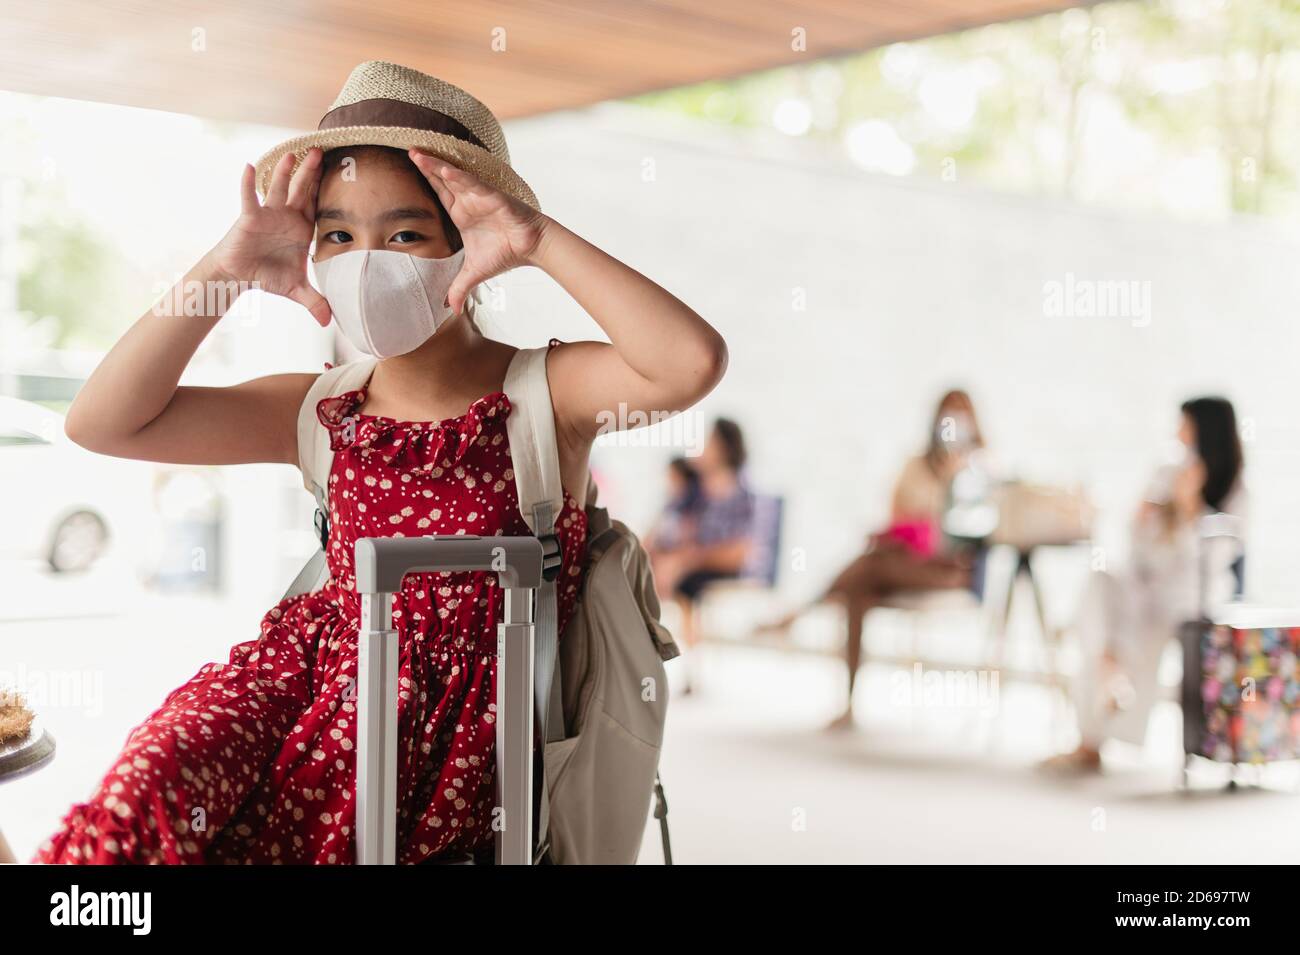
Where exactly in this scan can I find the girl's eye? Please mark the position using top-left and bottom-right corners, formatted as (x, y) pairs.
(391, 231), (423, 244)
(323, 230), (352, 244)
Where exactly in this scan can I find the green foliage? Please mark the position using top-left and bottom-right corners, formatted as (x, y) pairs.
(14, 175), (129, 350)
(631, 0), (1299, 218)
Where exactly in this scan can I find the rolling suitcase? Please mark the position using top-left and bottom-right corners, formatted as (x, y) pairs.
(1181, 603), (1300, 774)
(1179, 513), (1300, 779)
(352, 533), (547, 865)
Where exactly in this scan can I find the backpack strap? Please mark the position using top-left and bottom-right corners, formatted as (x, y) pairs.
(504, 345), (586, 861)
(503, 346), (568, 533)
(503, 345), (571, 742)
(282, 358), (378, 600)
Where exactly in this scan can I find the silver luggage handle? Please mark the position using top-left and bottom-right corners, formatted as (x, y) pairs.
(353, 534), (545, 866)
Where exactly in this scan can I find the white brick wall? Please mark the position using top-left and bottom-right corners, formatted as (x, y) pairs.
(489, 102), (1300, 604)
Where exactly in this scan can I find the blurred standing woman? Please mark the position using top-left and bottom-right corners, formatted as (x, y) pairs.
(1043, 397), (1246, 773)
(763, 390), (987, 729)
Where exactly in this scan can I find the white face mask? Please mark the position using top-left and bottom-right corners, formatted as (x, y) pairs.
(309, 248), (467, 359)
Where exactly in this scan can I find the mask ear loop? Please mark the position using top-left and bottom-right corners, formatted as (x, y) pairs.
(306, 240), (323, 294)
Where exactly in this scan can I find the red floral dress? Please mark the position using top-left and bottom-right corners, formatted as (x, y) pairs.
(35, 357), (588, 864)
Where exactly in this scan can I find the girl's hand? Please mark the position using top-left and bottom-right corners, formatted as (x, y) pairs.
(207, 149), (331, 327)
(408, 150), (550, 315)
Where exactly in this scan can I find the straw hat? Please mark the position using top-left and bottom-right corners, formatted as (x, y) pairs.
(254, 60), (539, 211)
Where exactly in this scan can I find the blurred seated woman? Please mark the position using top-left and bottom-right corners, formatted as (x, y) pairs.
(1042, 397), (1245, 773)
(762, 390), (987, 729)
(647, 420), (757, 661)
(645, 456), (703, 555)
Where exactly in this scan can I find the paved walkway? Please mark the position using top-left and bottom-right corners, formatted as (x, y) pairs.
(4, 568), (1297, 864)
(642, 644), (1300, 864)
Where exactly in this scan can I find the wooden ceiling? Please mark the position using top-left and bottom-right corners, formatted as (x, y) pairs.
(0, 0), (1083, 128)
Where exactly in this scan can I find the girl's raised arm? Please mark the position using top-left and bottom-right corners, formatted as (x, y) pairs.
(64, 150), (330, 466)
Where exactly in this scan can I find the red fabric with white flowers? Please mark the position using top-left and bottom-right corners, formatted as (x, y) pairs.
(36, 362), (586, 864)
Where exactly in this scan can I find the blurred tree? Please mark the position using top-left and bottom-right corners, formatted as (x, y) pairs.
(10, 155), (130, 351)
(17, 208), (122, 349)
(632, 0), (1299, 220)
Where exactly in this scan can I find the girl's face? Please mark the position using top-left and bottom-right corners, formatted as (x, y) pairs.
(314, 150), (455, 263)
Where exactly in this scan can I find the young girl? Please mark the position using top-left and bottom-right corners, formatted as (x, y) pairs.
(34, 61), (726, 864)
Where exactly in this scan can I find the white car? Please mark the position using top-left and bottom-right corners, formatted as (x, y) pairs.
(0, 396), (154, 573)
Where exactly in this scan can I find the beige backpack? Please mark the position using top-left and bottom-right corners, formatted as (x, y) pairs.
(287, 346), (679, 864)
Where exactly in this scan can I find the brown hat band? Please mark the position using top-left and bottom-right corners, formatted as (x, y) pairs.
(317, 98), (487, 151)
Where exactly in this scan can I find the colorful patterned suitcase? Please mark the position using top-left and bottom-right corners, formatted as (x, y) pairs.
(1181, 604), (1300, 771)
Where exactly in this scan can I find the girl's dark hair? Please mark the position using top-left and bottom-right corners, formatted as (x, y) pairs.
(712, 418), (747, 472)
(1181, 396), (1243, 512)
(320, 145), (462, 253)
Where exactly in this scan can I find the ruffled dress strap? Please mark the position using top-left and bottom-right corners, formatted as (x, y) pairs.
(316, 387), (368, 452)
(315, 385), (513, 473)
